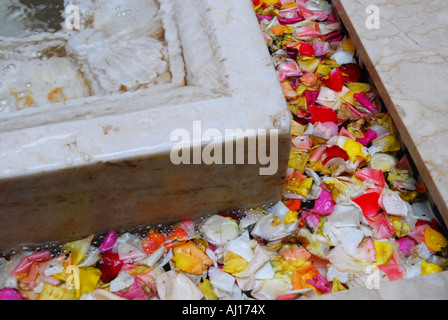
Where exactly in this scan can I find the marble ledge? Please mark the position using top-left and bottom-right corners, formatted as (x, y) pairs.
(333, 0), (448, 226)
(308, 270), (448, 300)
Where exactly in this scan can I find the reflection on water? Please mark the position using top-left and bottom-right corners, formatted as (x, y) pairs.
(0, 0), (65, 37)
(0, 0), (171, 114)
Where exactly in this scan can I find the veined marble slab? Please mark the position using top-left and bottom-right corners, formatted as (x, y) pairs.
(0, 0), (291, 251)
(309, 270), (448, 300)
(326, 0), (448, 300)
(333, 0), (448, 227)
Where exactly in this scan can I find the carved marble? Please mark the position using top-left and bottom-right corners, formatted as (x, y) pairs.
(0, 0), (292, 251)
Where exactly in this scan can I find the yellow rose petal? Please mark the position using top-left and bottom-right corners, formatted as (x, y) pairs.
(198, 278), (219, 300)
(422, 259), (443, 275)
(317, 64), (332, 76)
(342, 139), (371, 163)
(331, 278), (346, 292)
(288, 149), (310, 173)
(390, 217), (411, 238)
(172, 241), (214, 275)
(295, 84), (308, 97)
(77, 267), (102, 299)
(39, 283), (77, 300)
(284, 177), (313, 197)
(222, 251), (249, 275)
(342, 39), (356, 53)
(298, 56), (320, 73)
(323, 179), (348, 202)
(281, 2), (297, 9)
(342, 82), (372, 105)
(371, 135), (401, 153)
(374, 241), (394, 266)
(62, 235), (94, 266)
(285, 210), (299, 224)
(424, 227), (448, 252)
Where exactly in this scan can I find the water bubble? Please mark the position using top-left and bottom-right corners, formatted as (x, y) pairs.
(0, 99), (10, 112)
(25, 82), (32, 88)
(2, 64), (16, 75)
(65, 158), (73, 165)
(116, 9), (131, 17)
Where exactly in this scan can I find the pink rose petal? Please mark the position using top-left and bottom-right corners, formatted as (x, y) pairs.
(0, 288), (25, 300)
(99, 231), (119, 253)
(397, 237), (416, 257)
(313, 186), (335, 216)
(354, 168), (385, 187)
(356, 130), (377, 146)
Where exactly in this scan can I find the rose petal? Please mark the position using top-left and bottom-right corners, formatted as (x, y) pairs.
(0, 288), (25, 300)
(354, 168), (385, 187)
(99, 231), (119, 253)
(313, 186), (335, 215)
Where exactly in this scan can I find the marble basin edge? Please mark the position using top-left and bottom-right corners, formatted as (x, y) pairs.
(0, 0), (292, 251)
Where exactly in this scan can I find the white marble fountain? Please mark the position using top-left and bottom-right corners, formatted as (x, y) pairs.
(0, 0), (292, 251)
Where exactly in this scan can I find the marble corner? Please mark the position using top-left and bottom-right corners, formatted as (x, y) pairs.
(0, 0), (292, 251)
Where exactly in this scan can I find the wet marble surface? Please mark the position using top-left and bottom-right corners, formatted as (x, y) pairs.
(333, 0), (448, 226)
